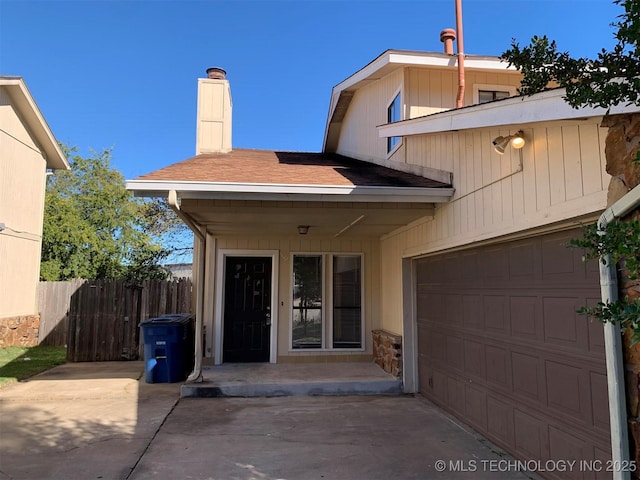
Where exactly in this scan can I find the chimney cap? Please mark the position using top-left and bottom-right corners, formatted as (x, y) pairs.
(206, 67), (227, 79)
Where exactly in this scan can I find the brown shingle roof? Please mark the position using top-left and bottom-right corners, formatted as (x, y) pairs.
(135, 149), (450, 188)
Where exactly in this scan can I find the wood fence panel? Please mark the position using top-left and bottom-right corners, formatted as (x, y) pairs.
(37, 279), (85, 345)
(38, 278), (191, 361)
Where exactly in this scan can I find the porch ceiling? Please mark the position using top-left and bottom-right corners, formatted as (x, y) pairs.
(181, 199), (435, 237)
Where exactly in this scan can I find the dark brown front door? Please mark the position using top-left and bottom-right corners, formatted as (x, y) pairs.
(223, 256), (272, 362)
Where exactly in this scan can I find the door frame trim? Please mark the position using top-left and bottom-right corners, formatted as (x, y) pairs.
(214, 249), (279, 365)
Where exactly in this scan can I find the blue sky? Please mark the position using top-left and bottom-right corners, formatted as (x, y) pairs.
(0, 0), (624, 181)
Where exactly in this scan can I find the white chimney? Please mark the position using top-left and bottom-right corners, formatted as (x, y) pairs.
(196, 67), (232, 154)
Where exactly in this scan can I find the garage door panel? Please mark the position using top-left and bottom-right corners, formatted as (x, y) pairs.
(486, 345), (510, 387)
(514, 408), (546, 460)
(488, 395), (515, 446)
(432, 331), (447, 363)
(431, 368), (448, 402)
(445, 293), (463, 321)
(442, 253), (462, 283)
(446, 336), (464, 371)
(463, 294), (484, 329)
(417, 290), (443, 318)
(416, 228), (610, 476)
(509, 241), (538, 280)
(548, 426), (590, 477)
(460, 251), (479, 278)
(541, 233), (600, 287)
(542, 235), (580, 276)
(510, 296), (541, 339)
(512, 351), (544, 400)
(543, 296), (590, 352)
(447, 376), (465, 415)
(464, 339), (486, 379)
(545, 360), (585, 419)
(595, 448), (614, 480)
(590, 371), (611, 431)
(479, 247), (510, 282)
(484, 295), (509, 332)
(465, 384), (488, 430)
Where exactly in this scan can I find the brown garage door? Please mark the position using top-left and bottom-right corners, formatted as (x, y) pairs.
(416, 229), (610, 478)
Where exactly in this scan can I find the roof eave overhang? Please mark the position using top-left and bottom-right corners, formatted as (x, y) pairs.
(0, 77), (69, 170)
(377, 88), (640, 138)
(126, 180), (455, 204)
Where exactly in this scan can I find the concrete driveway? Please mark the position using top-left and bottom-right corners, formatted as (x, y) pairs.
(0, 362), (532, 480)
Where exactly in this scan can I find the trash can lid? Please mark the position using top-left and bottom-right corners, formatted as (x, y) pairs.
(140, 314), (193, 326)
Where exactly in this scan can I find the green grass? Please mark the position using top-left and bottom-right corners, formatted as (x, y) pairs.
(0, 346), (67, 389)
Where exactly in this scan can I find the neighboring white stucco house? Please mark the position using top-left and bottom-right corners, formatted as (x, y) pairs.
(0, 77), (69, 345)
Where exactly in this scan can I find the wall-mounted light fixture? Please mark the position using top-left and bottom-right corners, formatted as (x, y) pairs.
(297, 225), (310, 235)
(492, 131), (525, 155)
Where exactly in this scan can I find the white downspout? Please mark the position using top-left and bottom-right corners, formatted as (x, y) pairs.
(598, 182), (640, 480)
(168, 190), (205, 382)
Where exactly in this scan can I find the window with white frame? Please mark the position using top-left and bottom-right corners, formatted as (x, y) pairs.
(291, 254), (363, 350)
(478, 90), (510, 103)
(387, 92), (401, 153)
(473, 84), (517, 104)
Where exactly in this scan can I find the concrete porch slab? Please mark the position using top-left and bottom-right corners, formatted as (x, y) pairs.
(181, 362), (403, 397)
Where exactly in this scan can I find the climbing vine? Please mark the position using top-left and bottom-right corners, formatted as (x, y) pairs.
(570, 219), (640, 343)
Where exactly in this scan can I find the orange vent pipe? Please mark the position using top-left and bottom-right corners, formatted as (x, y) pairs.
(455, 0), (465, 108)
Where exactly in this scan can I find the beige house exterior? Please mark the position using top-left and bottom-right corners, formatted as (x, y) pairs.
(0, 77), (69, 345)
(128, 49), (640, 475)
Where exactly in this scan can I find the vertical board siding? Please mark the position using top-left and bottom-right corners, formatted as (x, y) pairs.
(399, 119), (608, 252)
(378, 120), (609, 333)
(38, 278), (192, 361)
(336, 69), (403, 162)
(335, 66), (521, 167)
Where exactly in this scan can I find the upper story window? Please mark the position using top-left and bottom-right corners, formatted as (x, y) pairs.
(387, 92), (401, 153)
(478, 90), (510, 103)
(473, 84), (517, 105)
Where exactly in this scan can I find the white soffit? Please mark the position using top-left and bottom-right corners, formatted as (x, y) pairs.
(377, 88), (640, 138)
(126, 180), (455, 204)
(333, 50), (514, 94)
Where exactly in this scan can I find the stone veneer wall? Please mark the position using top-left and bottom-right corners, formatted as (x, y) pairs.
(0, 315), (41, 347)
(372, 329), (402, 377)
(602, 113), (640, 473)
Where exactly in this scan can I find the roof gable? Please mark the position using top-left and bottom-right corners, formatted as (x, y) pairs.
(0, 77), (68, 170)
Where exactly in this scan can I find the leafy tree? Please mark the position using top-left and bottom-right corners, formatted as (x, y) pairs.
(501, 0), (640, 109)
(41, 146), (187, 282)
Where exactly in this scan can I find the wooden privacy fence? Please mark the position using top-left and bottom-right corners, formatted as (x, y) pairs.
(38, 278), (192, 362)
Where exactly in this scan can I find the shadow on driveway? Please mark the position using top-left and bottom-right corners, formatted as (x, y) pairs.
(1, 362), (533, 480)
(0, 362), (180, 480)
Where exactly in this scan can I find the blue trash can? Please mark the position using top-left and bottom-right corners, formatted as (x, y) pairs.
(140, 314), (194, 383)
